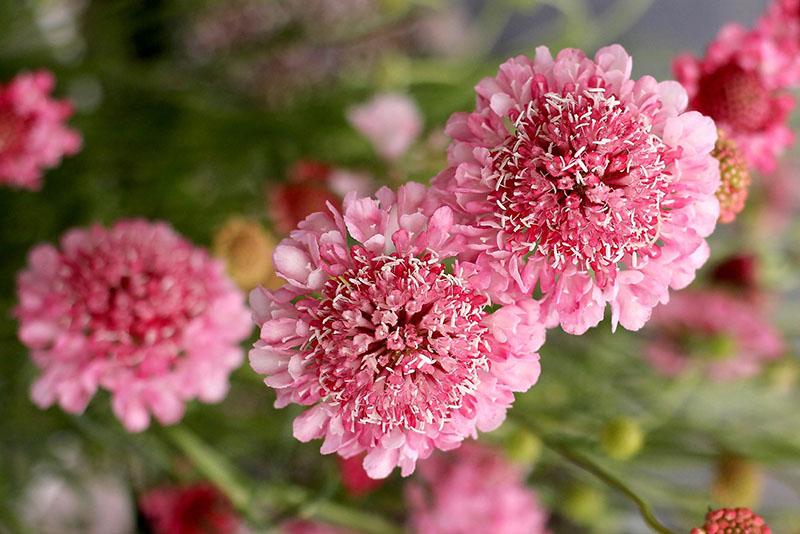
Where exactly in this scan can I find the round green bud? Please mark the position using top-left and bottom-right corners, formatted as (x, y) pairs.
(600, 417), (644, 461)
(562, 484), (606, 525)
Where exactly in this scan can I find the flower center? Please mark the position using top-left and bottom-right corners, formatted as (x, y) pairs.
(305, 247), (490, 434)
(62, 242), (209, 368)
(695, 63), (771, 133)
(488, 86), (675, 284)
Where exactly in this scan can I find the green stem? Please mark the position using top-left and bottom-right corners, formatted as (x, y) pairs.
(510, 413), (677, 533)
(163, 425), (403, 534)
(544, 437), (678, 534)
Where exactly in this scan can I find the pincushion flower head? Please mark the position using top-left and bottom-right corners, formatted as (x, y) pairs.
(712, 131), (751, 224)
(249, 182), (545, 479)
(0, 70), (81, 190)
(139, 482), (239, 534)
(645, 290), (783, 381)
(673, 24), (796, 174)
(690, 507), (771, 534)
(15, 219), (251, 432)
(433, 45), (720, 334)
(406, 442), (550, 534)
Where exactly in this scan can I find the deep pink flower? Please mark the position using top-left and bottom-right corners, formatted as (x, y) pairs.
(645, 290), (783, 381)
(673, 24), (796, 174)
(0, 70), (81, 190)
(15, 219), (251, 432)
(337, 453), (385, 497)
(249, 183), (545, 478)
(139, 483), (239, 534)
(347, 93), (423, 161)
(406, 442), (549, 534)
(433, 45), (719, 334)
(690, 507), (771, 534)
(268, 160), (373, 235)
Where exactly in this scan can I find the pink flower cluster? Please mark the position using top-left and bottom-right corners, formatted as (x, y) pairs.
(250, 182), (545, 478)
(433, 45), (720, 334)
(15, 219), (251, 431)
(406, 443), (549, 534)
(674, 1), (800, 174)
(0, 70), (81, 190)
(646, 290), (783, 381)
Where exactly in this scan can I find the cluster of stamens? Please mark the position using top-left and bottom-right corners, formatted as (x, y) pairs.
(303, 247), (490, 435)
(487, 86), (675, 284)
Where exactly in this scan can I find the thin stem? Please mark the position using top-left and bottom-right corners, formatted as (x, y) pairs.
(163, 425), (403, 534)
(545, 439), (678, 534)
(511, 413), (678, 533)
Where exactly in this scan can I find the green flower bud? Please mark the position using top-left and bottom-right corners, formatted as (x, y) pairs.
(600, 417), (644, 461)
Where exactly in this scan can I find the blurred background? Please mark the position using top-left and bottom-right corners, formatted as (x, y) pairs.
(1, 1), (798, 533)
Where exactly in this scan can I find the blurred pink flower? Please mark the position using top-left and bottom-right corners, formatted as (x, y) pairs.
(673, 24), (796, 174)
(348, 93), (422, 161)
(268, 160), (373, 235)
(406, 442), (549, 534)
(758, 0), (800, 85)
(433, 45), (720, 334)
(140, 483), (239, 534)
(646, 290), (783, 381)
(337, 453), (385, 497)
(249, 183), (545, 478)
(0, 70), (81, 190)
(15, 219), (251, 432)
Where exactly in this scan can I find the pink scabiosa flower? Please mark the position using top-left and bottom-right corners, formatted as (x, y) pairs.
(758, 0), (800, 85)
(249, 182), (545, 479)
(645, 290), (783, 381)
(347, 93), (423, 161)
(433, 45), (720, 334)
(0, 70), (81, 190)
(337, 454), (385, 497)
(690, 507), (771, 534)
(406, 442), (549, 534)
(139, 483), (239, 534)
(674, 24), (796, 174)
(15, 219), (251, 432)
(267, 161), (373, 235)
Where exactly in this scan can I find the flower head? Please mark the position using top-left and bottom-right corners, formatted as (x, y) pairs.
(690, 507), (771, 534)
(712, 131), (751, 223)
(674, 24), (796, 174)
(645, 290), (783, 381)
(0, 70), (81, 190)
(433, 45), (719, 334)
(406, 442), (550, 534)
(347, 93), (423, 161)
(139, 483), (239, 534)
(250, 183), (545, 478)
(15, 219), (251, 432)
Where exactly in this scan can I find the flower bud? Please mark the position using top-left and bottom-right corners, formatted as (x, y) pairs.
(600, 417), (644, 461)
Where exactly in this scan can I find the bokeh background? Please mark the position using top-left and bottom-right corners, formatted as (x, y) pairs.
(1, 1), (797, 533)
